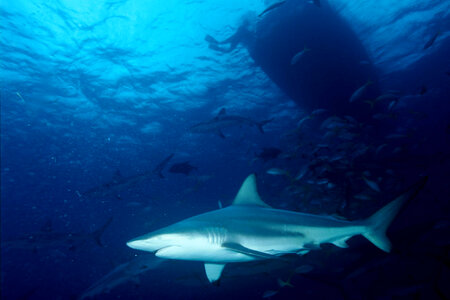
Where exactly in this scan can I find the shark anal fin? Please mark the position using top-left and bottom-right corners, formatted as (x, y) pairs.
(332, 237), (349, 248)
(204, 263), (225, 283)
(222, 242), (279, 260)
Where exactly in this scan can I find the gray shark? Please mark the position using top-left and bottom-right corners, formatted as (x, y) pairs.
(190, 108), (272, 138)
(2, 217), (112, 252)
(79, 255), (165, 299)
(127, 174), (426, 283)
(82, 169), (152, 198)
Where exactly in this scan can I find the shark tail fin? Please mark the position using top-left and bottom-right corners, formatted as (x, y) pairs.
(205, 34), (219, 44)
(92, 217), (113, 247)
(362, 176), (427, 252)
(257, 118), (273, 134)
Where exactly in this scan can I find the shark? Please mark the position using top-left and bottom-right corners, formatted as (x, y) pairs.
(79, 255), (165, 299)
(127, 174), (426, 284)
(3, 217), (112, 252)
(82, 169), (153, 198)
(190, 108), (272, 138)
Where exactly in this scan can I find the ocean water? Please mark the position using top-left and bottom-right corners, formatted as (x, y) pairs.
(1, 0), (449, 299)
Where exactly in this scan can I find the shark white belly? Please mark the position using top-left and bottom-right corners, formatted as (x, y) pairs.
(127, 174), (426, 283)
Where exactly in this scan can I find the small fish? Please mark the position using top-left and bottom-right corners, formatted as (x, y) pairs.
(294, 264), (314, 274)
(392, 146), (402, 154)
(375, 144), (387, 156)
(266, 168), (288, 176)
(373, 113), (394, 120)
(419, 85), (427, 95)
(277, 277), (294, 288)
(343, 115), (358, 124)
(362, 176), (381, 193)
(311, 108), (327, 116)
(376, 93), (399, 102)
(349, 80), (373, 103)
(320, 116), (345, 130)
(256, 147), (282, 162)
(316, 178), (329, 185)
(16, 92), (25, 102)
(423, 31), (440, 50)
(290, 46), (310, 65)
(362, 170), (371, 177)
(169, 162), (197, 176)
(218, 200), (223, 209)
(387, 100), (398, 111)
(386, 133), (408, 139)
(263, 290), (279, 298)
(354, 193), (372, 201)
(297, 115), (311, 127)
(295, 165), (309, 180)
(75, 190), (82, 198)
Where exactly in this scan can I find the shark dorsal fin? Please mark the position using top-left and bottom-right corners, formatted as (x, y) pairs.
(40, 218), (53, 233)
(232, 174), (271, 208)
(214, 108), (226, 120)
(112, 169), (123, 183)
(217, 108), (226, 116)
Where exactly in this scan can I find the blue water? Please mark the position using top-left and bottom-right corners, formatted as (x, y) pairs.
(1, 0), (449, 299)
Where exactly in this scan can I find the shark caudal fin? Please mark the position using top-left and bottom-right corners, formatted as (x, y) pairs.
(205, 34), (219, 44)
(92, 217), (113, 247)
(257, 119), (273, 134)
(362, 176), (427, 252)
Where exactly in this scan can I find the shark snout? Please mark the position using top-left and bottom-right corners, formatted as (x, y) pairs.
(127, 232), (176, 252)
(126, 239), (145, 250)
(126, 236), (160, 252)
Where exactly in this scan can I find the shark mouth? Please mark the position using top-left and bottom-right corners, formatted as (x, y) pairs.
(155, 245), (181, 257)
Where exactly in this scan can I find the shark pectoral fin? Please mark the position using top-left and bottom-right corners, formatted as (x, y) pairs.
(332, 237), (349, 248)
(296, 250), (310, 255)
(217, 130), (226, 139)
(204, 263), (226, 283)
(222, 242), (279, 260)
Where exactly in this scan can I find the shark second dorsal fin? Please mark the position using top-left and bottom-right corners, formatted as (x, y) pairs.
(232, 174), (271, 208)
